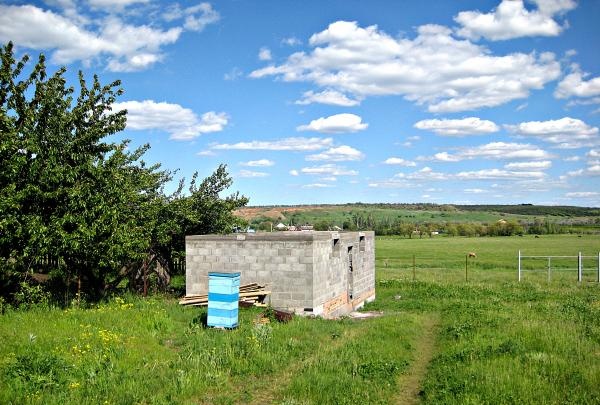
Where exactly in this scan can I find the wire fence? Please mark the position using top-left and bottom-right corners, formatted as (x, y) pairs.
(518, 251), (600, 283)
(376, 252), (600, 284)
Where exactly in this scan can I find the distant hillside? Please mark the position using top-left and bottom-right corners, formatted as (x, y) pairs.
(454, 204), (600, 217)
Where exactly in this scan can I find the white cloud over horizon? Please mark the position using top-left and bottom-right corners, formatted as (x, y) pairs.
(555, 64), (600, 103)
(258, 47), (272, 61)
(506, 117), (600, 149)
(414, 117), (499, 136)
(211, 137), (333, 151)
(383, 157), (417, 167)
(306, 145), (365, 162)
(297, 113), (368, 133)
(425, 142), (552, 162)
(240, 159), (275, 167)
(238, 169), (269, 178)
(504, 161), (552, 170)
(0, 2), (219, 71)
(251, 20), (561, 113)
(113, 100), (228, 140)
(455, 0), (576, 41)
(300, 164), (358, 176)
(295, 90), (361, 107)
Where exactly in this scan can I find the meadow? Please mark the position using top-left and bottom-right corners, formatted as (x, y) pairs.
(1, 234), (599, 404)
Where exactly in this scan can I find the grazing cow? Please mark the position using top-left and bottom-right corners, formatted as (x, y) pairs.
(468, 252), (477, 258)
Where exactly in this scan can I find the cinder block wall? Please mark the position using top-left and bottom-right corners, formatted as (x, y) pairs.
(186, 233), (314, 309)
(352, 233), (376, 303)
(185, 231), (375, 316)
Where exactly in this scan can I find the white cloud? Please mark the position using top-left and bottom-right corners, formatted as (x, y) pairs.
(197, 150), (215, 156)
(588, 149), (600, 159)
(289, 169), (299, 176)
(301, 164), (358, 176)
(555, 65), (600, 100)
(224, 67), (243, 81)
(464, 188), (486, 194)
(297, 113), (368, 133)
(430, 152), (462, 162)
(455, 0), (575, 41)
(113, 100), (228, 140)
(302, 183), (334, 188)
(240, 159), (275, 167)
(563, 150), (600, 178)
(295, 90), (361, 107)
(455, 169), (546, 180)
(506, 117), (600, 149)
(258, 47), (272, 61)
(88, 0), (149, 10)
(516, 103), (528, 111)
(0, 3), (219, 72)
(250, 20), (560, 112)
(281, 37), (302, 46)
(238, 170), (269, 178)
(211, 137), (333, 151)
(383, 157), (417, 167)
(371, 165), (549, 187)
(306, 145), (365, 162)
(396, 167), (449, 181)
(565, 191), (599, 198)
(425, 142), (551, 162)
(564, 155), (581, 162)
(368, 178), (413, 188)
(182, 3), (220, 32)
(414, 117), (499, 136)
(320, 176), (337, 182)
(504, 161), (552, 170)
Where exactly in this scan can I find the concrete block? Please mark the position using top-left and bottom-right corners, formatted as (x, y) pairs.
(277, 263), (292, 272)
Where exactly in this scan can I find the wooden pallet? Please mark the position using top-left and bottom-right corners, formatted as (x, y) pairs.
(179, 283), (270, 307)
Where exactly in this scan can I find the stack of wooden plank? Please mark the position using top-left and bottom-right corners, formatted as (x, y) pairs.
(179, 283), (270, 307)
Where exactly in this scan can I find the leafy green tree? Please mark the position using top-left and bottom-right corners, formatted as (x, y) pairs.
(0, 43), (247, 301)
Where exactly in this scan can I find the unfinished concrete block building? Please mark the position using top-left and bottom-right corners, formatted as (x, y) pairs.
(185, 231), (375, 317)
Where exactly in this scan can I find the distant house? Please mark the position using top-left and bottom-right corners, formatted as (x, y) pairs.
(287, 225), (298, 231)
(300, 225), (314, 231)
(275, 223), (287, 230)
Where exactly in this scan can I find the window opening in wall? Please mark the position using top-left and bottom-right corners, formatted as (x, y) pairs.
(359, 235), (365, 252)
(331, 237), (341, 257)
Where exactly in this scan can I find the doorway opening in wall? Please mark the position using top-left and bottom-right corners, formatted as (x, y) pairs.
(348, 246), (354, 299)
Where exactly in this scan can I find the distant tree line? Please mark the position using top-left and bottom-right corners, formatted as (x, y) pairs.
(251, 215), (599, 237)
(0, 43), (247, 305)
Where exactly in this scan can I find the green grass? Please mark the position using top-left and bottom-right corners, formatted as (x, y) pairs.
(1, 235), (599, 404)
(377, 234), (600, 283)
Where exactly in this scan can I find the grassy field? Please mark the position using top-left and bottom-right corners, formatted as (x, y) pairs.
(1, 235), (599, 404)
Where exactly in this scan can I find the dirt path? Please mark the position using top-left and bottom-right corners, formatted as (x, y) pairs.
(393, 314), (440, 405)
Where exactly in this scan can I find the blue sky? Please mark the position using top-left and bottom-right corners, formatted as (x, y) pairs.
(1, 0), (599, 206)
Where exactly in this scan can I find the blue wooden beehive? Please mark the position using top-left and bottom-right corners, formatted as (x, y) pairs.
(207, 272), (240, 328)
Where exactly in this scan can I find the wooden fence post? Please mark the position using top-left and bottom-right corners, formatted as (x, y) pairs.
(578, 252), (582, 283)
(518, 250), (521, 282)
